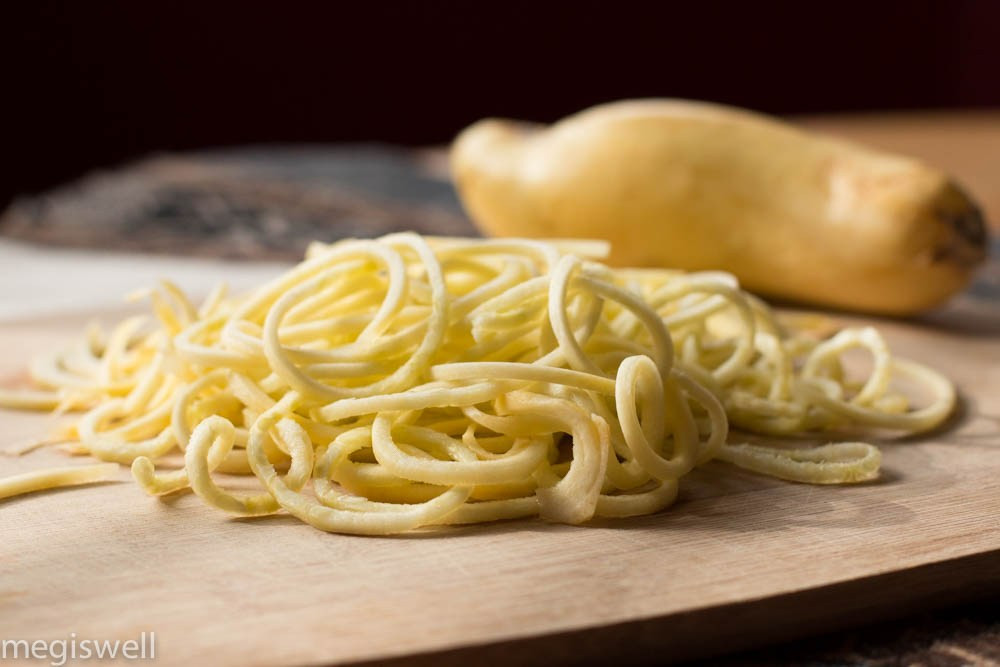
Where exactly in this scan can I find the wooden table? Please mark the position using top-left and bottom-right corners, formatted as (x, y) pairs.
(1, 112), (998, 666)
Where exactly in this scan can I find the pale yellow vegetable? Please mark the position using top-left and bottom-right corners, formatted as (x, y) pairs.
(451, 99), (989, 315)
(0, 463), (118, 501)
(0, 235), (956, 533)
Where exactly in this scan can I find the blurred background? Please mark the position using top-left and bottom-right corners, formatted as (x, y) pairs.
(4, 0), (1000, 209)
(1, 0), (997, 316)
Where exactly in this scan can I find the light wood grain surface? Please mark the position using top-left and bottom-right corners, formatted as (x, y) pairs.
(1, 114), (998, 665)
(1, 304), (998, 665)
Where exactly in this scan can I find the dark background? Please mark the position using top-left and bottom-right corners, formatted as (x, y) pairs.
(3, 0), (999, 209)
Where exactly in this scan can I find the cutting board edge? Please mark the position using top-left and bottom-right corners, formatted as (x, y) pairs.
(337, 548), (1000, 667)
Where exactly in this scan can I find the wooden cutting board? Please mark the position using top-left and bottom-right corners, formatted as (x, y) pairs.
(1, 281), (999, 665)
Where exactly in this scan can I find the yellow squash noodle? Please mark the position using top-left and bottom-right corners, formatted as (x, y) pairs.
(0, 234), (955, 534)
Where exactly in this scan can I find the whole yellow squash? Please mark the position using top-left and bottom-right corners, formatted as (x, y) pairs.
(451, 99), (988, 315)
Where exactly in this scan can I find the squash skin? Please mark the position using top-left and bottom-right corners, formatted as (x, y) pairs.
(451, 100), (988, 315)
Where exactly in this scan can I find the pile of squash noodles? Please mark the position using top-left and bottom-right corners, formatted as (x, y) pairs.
(0, 234), (955, 534)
